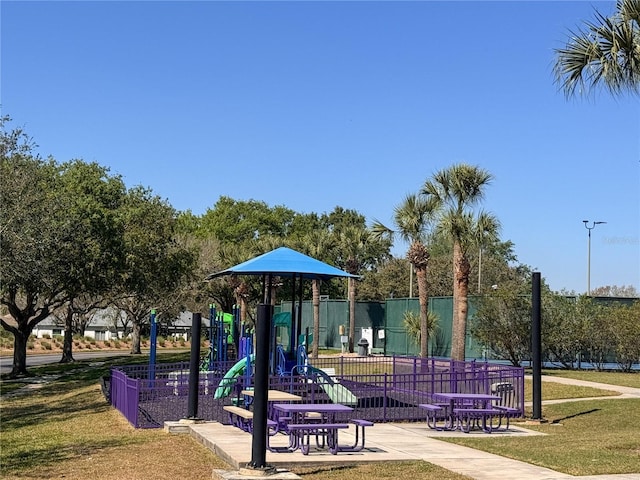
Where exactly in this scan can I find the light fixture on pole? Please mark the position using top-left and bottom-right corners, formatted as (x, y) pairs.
(582, 220), (606, 296)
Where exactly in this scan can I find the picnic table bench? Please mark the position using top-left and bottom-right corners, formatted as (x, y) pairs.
(223, 405), (277, 433)
(419, 403), (448, 430)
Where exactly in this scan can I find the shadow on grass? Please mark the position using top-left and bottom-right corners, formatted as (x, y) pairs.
(550, 408), (600, 424)
(1, 436), (142, 476)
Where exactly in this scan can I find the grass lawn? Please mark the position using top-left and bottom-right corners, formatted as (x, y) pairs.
(446, 398), (640, 476)
(541, 369), (640, 389)
(1, 355), (638, 479)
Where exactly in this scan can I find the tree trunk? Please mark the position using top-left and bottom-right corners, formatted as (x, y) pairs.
(416, 266), (429, 358)
(312, 279), (320, 359)
(348, 277), (356, 353)
(61, 308), (75, 363)
(11, 329), (30, 377)
(130, 321), (142, 354)
(451, 241), (470, 361)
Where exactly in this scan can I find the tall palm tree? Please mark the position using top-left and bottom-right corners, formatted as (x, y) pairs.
(422, 164), (499, 362)
(338, 225), (375, 353)
(553, 0), (640, 97)
(295, 230), (336, 359)
(372, 194), (439, 357)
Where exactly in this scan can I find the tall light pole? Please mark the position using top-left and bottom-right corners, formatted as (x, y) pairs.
(583, 220), (606, 296)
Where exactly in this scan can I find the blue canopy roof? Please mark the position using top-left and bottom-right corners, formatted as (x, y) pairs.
(206, 247), (358, 281)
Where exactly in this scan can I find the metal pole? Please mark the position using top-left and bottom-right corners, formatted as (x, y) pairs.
(248, 303), (273, 471)
(209, 304), (215, 369)
(583, 220), (606, 296)
(148, 309), (157, 386)
(187, 312), (202, 419)
(531, 272), (542, 420)
(587, 228), (591, 296)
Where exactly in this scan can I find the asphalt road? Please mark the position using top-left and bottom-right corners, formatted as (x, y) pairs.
(0, 350), (136, 376)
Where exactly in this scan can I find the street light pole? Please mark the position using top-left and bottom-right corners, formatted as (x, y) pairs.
(582, 220), (606, 296)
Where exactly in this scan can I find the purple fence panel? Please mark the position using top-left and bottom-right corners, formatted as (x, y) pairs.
(109, 357), (525, 428)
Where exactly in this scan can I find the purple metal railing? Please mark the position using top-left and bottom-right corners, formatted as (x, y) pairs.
(110, 356), (524, 428)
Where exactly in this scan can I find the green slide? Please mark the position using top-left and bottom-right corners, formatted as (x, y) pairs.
(214, 354), (255, 399)
(305, 365), (357, 406)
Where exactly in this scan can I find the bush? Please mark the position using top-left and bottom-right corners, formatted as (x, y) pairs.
(42, 333), (51, 339)
(158, 339), (166, 347)
(53, 335), (64, 342)
(27, 340), (35, 350)
(113, 341), (121, 349)
(104, 340), (112, 347)
(88, 338), (96, 345)
(41, 340), (52, 350)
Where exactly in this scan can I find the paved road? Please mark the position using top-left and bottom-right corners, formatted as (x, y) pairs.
(0, 351), (136, 375)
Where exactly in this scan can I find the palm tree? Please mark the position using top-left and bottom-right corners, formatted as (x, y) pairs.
(338, 225), (375, 353)
(553, 0), (640, 97)
(372, 194), (439, 357)
(295, 230), (336, 359)
(422, 164), (499, 362)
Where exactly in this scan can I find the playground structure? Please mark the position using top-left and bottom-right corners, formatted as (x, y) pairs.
(203, 305), (359, 406)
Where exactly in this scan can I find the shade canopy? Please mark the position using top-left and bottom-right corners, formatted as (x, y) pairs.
(206, 247), (358, 281)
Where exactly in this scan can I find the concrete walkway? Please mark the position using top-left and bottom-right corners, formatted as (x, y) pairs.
(182, 376), (640, 480)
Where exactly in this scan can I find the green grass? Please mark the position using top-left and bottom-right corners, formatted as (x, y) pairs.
(445, 398), (640, 476)
(541, 369), (640, 388)
(524, 378), (620, 401)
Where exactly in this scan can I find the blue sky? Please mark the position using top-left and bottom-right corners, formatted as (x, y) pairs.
(2, 1), (639, 294)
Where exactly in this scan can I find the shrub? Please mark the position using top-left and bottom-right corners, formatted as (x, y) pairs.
(104, 340), (112, 347)
(179, 338), (186, 346)
(41, 340), (52, 350)
(113, 341), (121, 349)
(53, 335), (64, 342)
(88, 338), (96, 344)
(27, 340), (35, 350)
(158, 339), (166, 347)
(42, 333), (51, 339)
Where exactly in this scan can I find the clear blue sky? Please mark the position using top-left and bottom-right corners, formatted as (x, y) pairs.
(2, 1), (639, 294)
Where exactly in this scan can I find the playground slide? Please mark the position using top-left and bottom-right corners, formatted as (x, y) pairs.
(305, 365), (357, 406)
(214, 354), (255, 399)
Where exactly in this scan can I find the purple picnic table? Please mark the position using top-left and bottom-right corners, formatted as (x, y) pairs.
(432, 392), (505, 433)
(270, 403), (354, 454)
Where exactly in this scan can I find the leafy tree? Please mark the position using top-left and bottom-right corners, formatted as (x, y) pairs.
(472, 287), (531, 367)
(422, 164), (500, 361)
(199, 196), (297, 242)
(608, 301), (640, 371)
(372, 194), (439, 357)
(54, 160), (127, 362)
(113, 186), (196, 354)
(553, 0), (640, 97)
(0, 118), (71, 375)
(358, 257), (413, 301)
